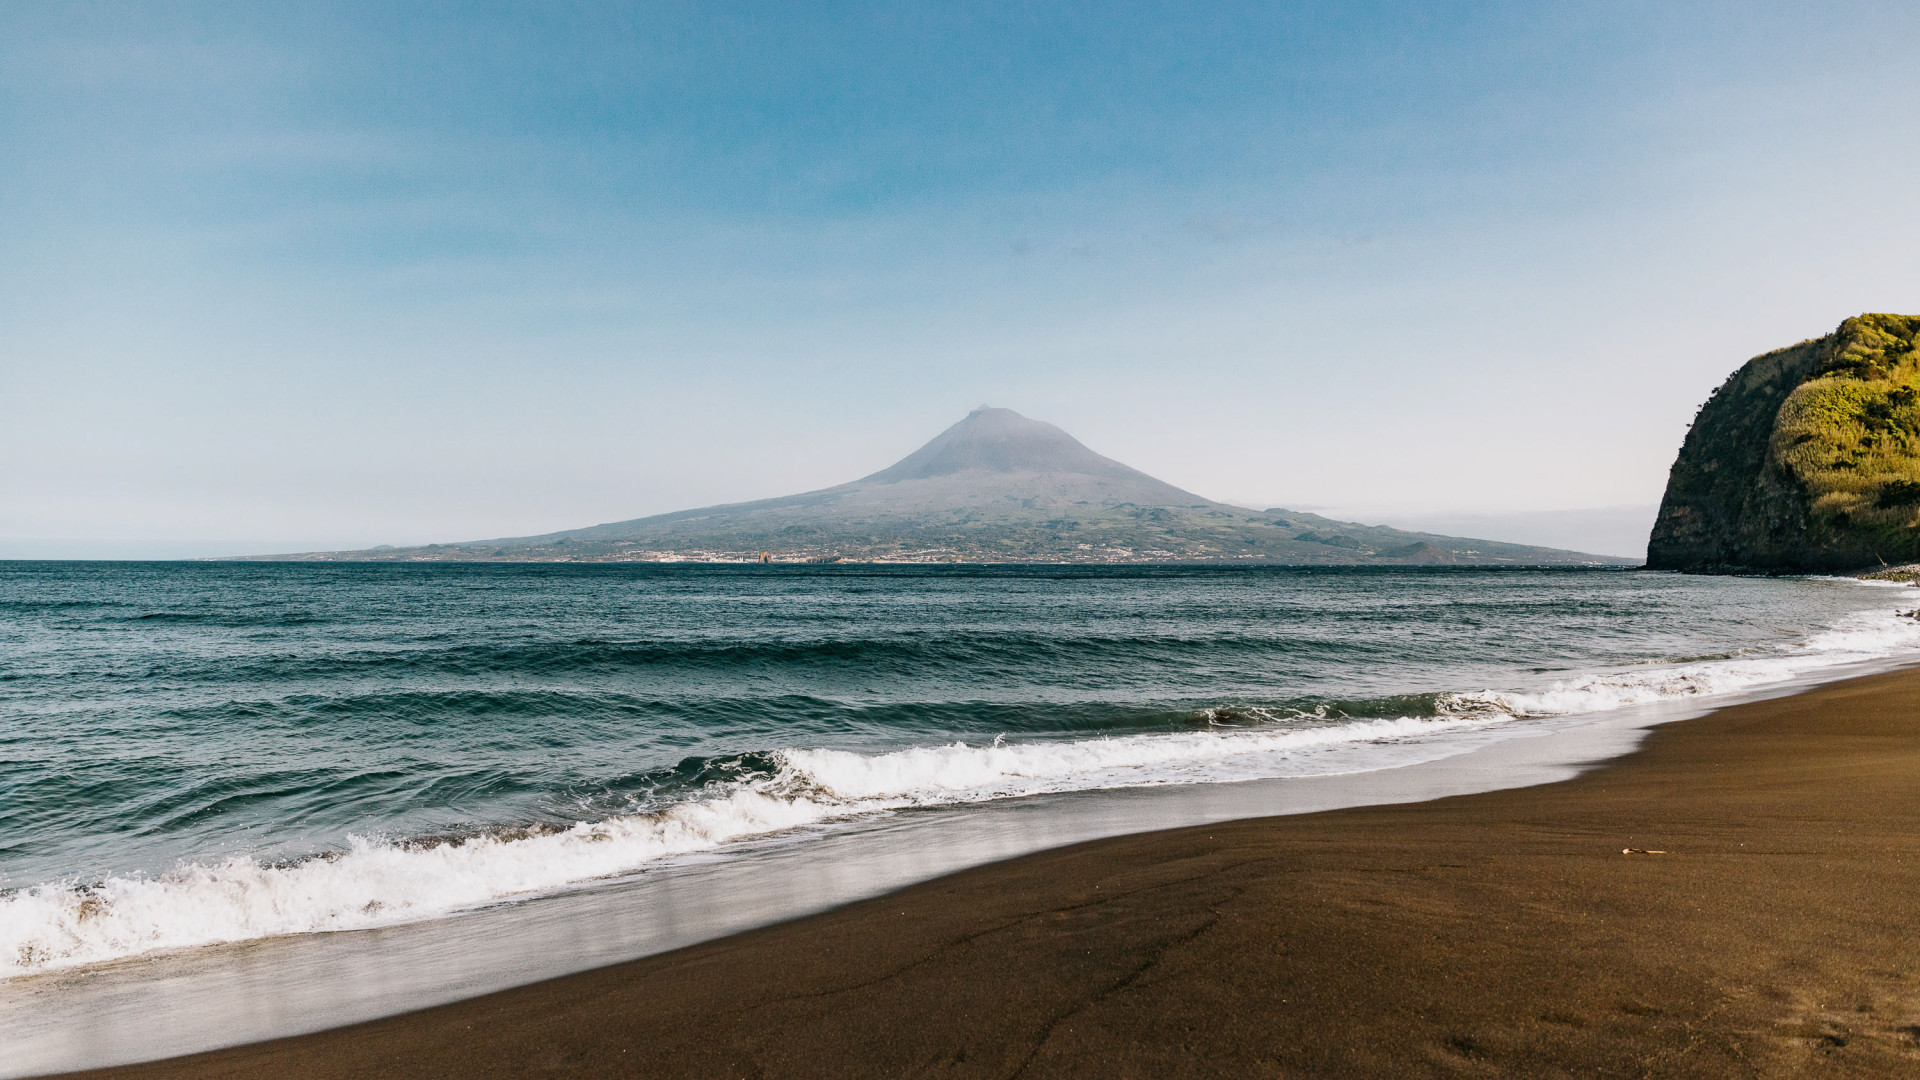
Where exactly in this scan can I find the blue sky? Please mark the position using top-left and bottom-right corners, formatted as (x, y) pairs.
(5, 1), (1919, 555)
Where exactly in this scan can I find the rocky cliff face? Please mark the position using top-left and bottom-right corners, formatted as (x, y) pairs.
(1648, 314), (1920, 573)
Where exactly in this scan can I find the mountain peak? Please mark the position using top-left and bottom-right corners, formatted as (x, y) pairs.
(255, 405), (1629, 565)
(864, 407), (1156, 484)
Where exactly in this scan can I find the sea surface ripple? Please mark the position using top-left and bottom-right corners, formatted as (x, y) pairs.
(2, 562), (1916, 977)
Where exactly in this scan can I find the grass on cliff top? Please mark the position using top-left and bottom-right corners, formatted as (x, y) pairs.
(1770, 314), (1920, 528)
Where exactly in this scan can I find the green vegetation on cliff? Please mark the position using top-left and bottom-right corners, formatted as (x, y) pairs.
(1771, 315), (1920, 528)
(1648, 314), (1920, 573)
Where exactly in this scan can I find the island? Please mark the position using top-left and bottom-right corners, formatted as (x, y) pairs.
(251, 407), (1628, 565)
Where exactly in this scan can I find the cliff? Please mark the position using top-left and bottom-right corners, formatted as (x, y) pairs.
(1647, 314), (1920, 573)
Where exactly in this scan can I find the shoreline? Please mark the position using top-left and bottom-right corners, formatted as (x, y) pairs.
(52, 664), (1920, 1078)
(1, 686), (1675, 1077)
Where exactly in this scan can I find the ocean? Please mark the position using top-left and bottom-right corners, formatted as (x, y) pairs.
(4, 561), (1918, 984)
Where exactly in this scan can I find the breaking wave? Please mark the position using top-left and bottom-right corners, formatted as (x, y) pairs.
(7, 598), (1920, 979)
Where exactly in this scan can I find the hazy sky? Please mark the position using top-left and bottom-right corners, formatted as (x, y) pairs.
(5, 1), (1919, 554)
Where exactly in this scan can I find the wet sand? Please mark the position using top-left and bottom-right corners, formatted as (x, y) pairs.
(66, 667), (1920, 1078)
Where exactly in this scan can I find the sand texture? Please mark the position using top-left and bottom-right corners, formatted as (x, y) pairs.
(64, 668), (1920, 1078)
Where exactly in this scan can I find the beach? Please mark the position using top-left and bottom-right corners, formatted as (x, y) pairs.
(14, 3), (1918, 1076)
(58, 663), (1920, 1078)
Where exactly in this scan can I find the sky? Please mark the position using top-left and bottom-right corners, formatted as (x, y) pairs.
(4, 1), (1919, 558)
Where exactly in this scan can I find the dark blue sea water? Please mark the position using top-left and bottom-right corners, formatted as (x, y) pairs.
(3, 561), (1916, 977)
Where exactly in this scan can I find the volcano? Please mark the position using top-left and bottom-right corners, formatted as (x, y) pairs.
(263, 407), (1627, 564)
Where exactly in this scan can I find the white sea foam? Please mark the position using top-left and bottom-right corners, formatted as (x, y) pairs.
(777, 713), (1497, 801)
(6, 598), (1919, 979)
(0, 789), (848, 979)
(1479, 606), (1920, 717)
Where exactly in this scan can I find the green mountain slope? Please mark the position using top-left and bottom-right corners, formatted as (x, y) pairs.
(257, 408), (1629, 565)
(1648, 313), (1920, 573)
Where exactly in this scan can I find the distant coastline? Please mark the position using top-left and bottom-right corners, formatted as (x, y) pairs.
(236, 548), (1635, 566)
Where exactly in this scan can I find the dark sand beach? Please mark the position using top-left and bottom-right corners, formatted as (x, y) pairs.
(66, 667), (1920, 1079)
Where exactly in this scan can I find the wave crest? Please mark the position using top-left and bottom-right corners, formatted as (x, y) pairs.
(6, 602), (1918, 979)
